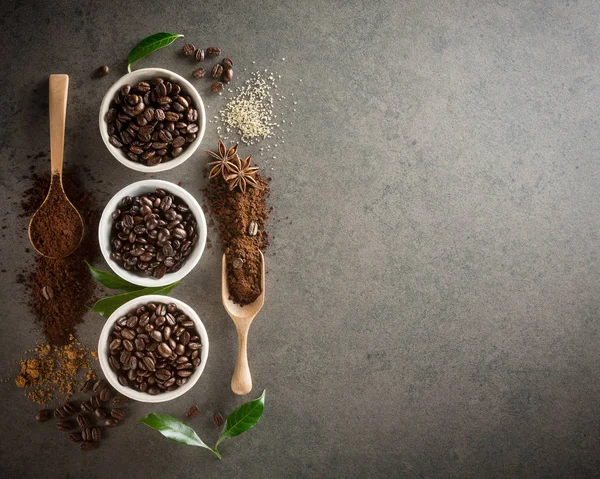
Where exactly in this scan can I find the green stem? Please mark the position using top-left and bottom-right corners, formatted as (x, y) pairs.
(211, 447), (222, 460)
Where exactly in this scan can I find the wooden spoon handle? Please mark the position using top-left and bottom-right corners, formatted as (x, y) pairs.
(49, 75), (69, 178)
(231, 323), (252, 395)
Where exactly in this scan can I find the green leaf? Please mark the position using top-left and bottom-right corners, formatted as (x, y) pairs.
(215, 390), (266, 452)
(90, 281), (179, 317)
(138, 414), (221, 459)
(86, 262), (142, 292)
(127, 32), (184, 72)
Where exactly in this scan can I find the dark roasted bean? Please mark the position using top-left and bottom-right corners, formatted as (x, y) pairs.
(223, 68), (233, 83)
(93, 379), (108, 393)
(91, 395), (101, 409)
(211, 64), (223, 78)
(57, 420), (73, 431)
(81, 400), (93, 412)
(213, 412), (225, 427)
(195, 49), (205, 61)
(186, 405), (200, 418)
(92, 427), (102, 441)
(111, 408), (126, 421)
(77, 414), (90, 428)
(105, 418), (119, 428)
(94, 408), (107, 419)
(99, 387), (111, 402)
(81, 441), (95, 451)
(36, 410), (50, 422)
(112, 395), (129, 406)
(54, 407), (67, 419)
(70, 432), (83, 442)
(182, 43), (196, 56)
(210, 81), (224, 94)
(206, 47), (221, 57)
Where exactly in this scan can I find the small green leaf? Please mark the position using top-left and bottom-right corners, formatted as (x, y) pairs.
(139, 414), (221, 458)
(86, 262), (141, 292)
(127, 32), (184, 72)
(215, 390), (266, 452)
(90, 281), (179, 317)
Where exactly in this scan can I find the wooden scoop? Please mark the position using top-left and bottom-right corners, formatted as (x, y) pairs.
(28, 75), (83, 259)
(222, 251), (265, 395)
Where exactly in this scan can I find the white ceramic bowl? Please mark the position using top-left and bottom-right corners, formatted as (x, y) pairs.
(98, 295), (209, 403)
(99, 179), (207, 287)
(98, 68), (206, 173)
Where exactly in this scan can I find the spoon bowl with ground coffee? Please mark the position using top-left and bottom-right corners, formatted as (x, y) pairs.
(222, 251), (265, 395)
(29, 75), (83, 259)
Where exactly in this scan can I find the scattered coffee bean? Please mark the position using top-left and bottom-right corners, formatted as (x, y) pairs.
(63, 402), (76, 415)
(82, 427), (93, 442)
(107, 301), (201, 395)
(213, 412), (224, 427)
(69, 432), (83, 442)
(57, 420), (73, 431)
(81, 400), (93, 412)
(112, 394), (129, 406)
(186, 405), (199, 418)
(98, 65), (109, 77)
(36, 410), (50, 422)
(110, 189), (198, 278)
(211, 64), (223, 78)
(232, 258), (244, 269)
(93, 379), (108, 393)
(54, 407), (67, 419)
(211, 82), (224, 94)
(192, 68), (205, 79)
(111, 408), (126, 420)
(94, 408), (107, 419)
(77, 414), (90, 429)
(91, 395), (101, 409)
(195, 49), (205, 61)
(80, 379), (94, 393)
(248, 221), (258, 236)
(99, 387), (111, 402)
(104, 77), (199, 166)
(206, 47), (221, 57)
(92, 427), (102, 441)
(222, 58), (233, 69)
(182, 43), (196, 56)
(222, 68), (233, 83)
(105, 418), (119, 427)
(81, 441), (95, 451)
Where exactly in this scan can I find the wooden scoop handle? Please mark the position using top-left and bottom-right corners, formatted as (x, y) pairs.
(49, 75), (69, 178)
(231, 321), (253, 395)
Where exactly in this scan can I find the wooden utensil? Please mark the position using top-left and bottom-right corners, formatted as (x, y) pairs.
(222, 251), (265, 395)
(28, 74), (83, 259)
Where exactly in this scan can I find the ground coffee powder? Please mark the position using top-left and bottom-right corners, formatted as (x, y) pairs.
(203, 158), (270, 305)
(21, 169), (98, 344)
(28, 175), (83, 258)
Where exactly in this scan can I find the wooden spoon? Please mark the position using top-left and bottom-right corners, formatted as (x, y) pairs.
(222, 251), (265, 395)
(28, 75), (83, 259)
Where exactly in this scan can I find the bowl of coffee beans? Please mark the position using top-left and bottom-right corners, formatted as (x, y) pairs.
(99, 68), (206, 172)
(99, 179), (207, 287)
(98, 295), (209, 402)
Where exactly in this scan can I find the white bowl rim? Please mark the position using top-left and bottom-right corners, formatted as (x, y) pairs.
(98, 294), (209, 403)
(98, 67), (206, 173)
(98, 179), (207, 287)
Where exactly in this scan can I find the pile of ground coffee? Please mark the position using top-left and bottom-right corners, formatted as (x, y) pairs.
(28, 175), (83, 258)
(20, 169), (98, 344)
(15, 336), (97, 405)
(203, 155), (270, 305)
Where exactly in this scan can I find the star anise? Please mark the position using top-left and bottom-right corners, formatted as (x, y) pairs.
(206, 139), (238, 179)
(224, 155), (259, 193)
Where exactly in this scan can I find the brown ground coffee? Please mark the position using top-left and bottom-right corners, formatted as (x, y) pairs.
(21, 169), (98, 344)
(203, 159), (270, 305)
(28, 175), (83, 258)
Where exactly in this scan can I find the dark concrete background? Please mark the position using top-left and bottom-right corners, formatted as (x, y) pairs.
(1, 0), (600, 477)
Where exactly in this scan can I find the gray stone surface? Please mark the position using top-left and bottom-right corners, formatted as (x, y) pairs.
(1, 0), (600, 476)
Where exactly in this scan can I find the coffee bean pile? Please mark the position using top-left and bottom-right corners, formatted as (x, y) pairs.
(104, 77), (200, 166)
(182, 42), (234, 94)
(35, 379), (129, 451)
(107, 301), (202, 395)
(110, 189), (199, 279)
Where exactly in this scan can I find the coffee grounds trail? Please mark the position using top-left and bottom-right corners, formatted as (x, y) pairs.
(203, 170), (270, 305)
(20, 169), (98, 344)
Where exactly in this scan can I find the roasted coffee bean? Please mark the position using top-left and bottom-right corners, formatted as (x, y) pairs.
(92, 427), (102, 441)
(57, 420), (73, 431)
(93, 379), (108, 393)
(81, 441), (95, 451)
(63, 402), (76, 415)
(222, 57), (233, 69)
(82, 427), (93, 442)
(109, 338), (122, 350)
(54, 407), (67, 419)
(177, 369), (193, 378)
(98, 65), (110, 77)
(105, 418), (119, 428)
(211, 64), (223, 78)
(94, 408), (107, 419)
(111, 408), (126, 421)
(81, 400), (93, 412)
(91, 395), (101, 409)
(195, 48), (205, 61)
(192, 67), (205, 79)
(77, 414), (90, 428)
(112, 395), (129, 406)
(206, 46), (221, 57)
(210, 82), (224, 94)
(158, 342), (172, 358)
(69, 432), (83, 442)
(36, 410), (50, 422)
(99, 387), (111, 402)
(182, 43), (196, 56)
(223, 68), (233, 83)
(213, 412), (224, 427)
(186, 405), (200, 418)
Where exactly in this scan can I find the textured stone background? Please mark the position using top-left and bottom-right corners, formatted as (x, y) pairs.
(1, 0), (600, 477)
